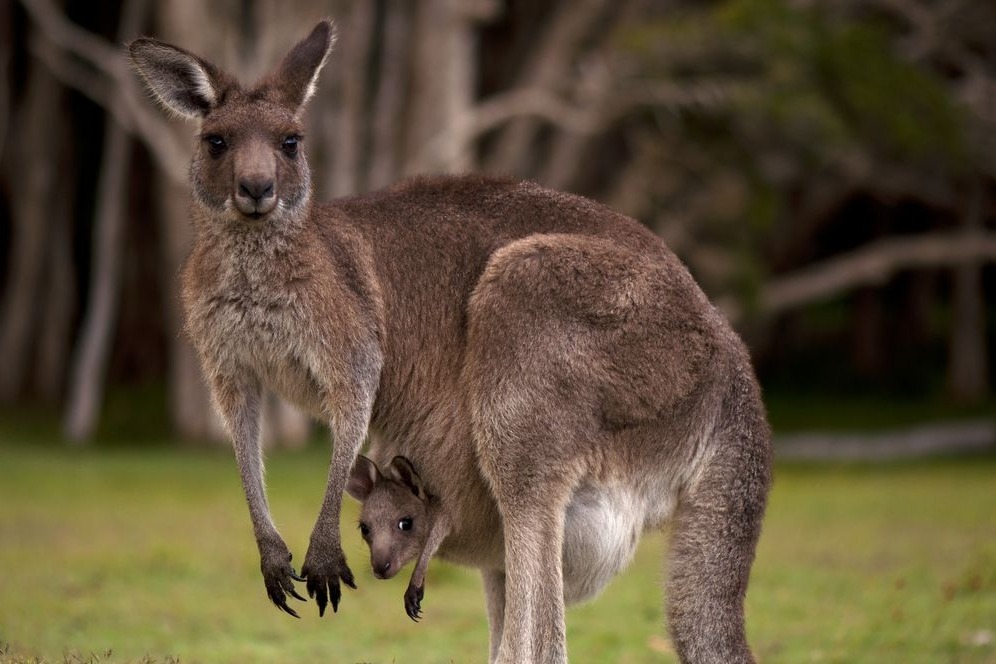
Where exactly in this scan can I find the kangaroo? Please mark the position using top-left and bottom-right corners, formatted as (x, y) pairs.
(345, 456), (449, 622)
(129, 19), (771, 664)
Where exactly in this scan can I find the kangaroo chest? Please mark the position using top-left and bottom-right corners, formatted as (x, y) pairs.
(188, 260), (329, 417)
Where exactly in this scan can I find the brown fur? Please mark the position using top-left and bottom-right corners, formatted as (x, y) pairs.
(129, 20), (771, 664)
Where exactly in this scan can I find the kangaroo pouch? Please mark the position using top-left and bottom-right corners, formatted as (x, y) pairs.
(562, 485), (647, 604)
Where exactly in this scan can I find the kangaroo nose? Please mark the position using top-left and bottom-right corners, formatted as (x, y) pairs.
(375, 560), (392, 579)
(238, 178), (274, 202)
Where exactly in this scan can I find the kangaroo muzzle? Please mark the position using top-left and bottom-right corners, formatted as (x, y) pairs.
(233, 140), (278, 218)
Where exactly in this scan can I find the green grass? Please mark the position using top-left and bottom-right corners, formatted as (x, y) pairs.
(0, 438), (993, 663)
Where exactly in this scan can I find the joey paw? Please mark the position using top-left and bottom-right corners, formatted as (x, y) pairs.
(404, 583), (425, 622)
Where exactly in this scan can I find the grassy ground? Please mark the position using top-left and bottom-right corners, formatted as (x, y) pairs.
(0, 435), (993, 663)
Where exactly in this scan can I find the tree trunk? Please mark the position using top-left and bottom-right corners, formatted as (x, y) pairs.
(485, 0), (608, 176)
(63, 0), (148, 442)
(947, 183), (989, 402)
(0, 0), (11, 162)
(34, 150), (75, 403)
(536, 52), (611, 190)
(406, 0), (481, 175)
(367, 0), (411, 190)
(850, 286), (884, 378)
(0, 52), (61, 402)
(327, 0), (374, 196)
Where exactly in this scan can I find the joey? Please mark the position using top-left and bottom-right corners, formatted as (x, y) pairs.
(347, 455), (448, 621)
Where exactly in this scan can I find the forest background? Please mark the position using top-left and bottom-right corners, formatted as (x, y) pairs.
(0, 1), (994, 662)
(1, 0), (994, 442)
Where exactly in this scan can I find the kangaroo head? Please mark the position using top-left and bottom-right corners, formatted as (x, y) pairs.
(346, 455), (430, 580)
(129, 21), (335, 226)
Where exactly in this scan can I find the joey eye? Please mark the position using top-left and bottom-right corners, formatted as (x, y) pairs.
(398, 517), (413, 532)
(203, 134), (227, 157)
(359, 522), (370, 538)
(281, 135), (300, 157)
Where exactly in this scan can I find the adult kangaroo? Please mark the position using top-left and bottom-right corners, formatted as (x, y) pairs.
(130, 19), (771, 664)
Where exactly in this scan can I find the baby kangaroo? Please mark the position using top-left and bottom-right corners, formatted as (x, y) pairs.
(347, 454), (648, 626)
(346, 455), (448, 621)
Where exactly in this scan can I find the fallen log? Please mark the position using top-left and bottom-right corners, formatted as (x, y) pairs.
(776, 419), (996, 461)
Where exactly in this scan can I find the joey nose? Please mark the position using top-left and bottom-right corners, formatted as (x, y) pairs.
(238, 178), (274, 202)
(374, 560), (392, 579)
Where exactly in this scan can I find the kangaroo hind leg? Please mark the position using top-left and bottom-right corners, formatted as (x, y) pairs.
(491, 470), (574, 664)
(665, 383), (771, 664)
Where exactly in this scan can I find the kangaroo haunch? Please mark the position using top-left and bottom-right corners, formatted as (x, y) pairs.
(129, 19), (772, 664)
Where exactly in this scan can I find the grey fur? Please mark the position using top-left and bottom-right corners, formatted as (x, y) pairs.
(129, 19), (771, 664)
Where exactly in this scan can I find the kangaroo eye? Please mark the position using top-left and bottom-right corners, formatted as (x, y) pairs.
(281, 135), (300, 157)
(398, 517), (413, 532)
(359, 522), (370, 538)
(203, 134), (226, 156)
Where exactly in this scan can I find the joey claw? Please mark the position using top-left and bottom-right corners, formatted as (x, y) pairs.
(341, 566), (357, 590)
(278, 602), (301, 619)
(404, 584), (424, 622)
(311, 580), (328, 617)
(330, 579), (342, 614)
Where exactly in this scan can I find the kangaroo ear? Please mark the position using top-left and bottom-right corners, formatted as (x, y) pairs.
(346, 455), (381, 502)
(386, 456), (426, 500)
(272, 19), (336, 111)
(129, 38), (227, 119)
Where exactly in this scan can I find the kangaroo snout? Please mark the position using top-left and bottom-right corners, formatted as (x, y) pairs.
(235, 175), (276, 217)
(239, 177), (274, 202)
(232, 139), (279, 218)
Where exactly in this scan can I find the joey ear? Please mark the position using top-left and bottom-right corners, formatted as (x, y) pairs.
(272, 19), (336, 111)
(346, 455), (381, 502)
(386, 456), (426, 500)
(129, 38), (228, 119)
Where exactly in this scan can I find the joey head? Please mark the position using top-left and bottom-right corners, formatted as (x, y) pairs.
(347, 455), (448, 621)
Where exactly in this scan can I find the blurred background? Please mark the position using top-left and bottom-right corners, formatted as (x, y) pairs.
(1, 0), (995, 447)
(0, 0), (994, 444)
(0, 1), (994, 662)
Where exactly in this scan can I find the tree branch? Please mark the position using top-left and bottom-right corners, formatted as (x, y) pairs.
(408, 80), (738, 174)
(18, 0), (189, 183)
(486, 0), (613, 174)
(721, 231), (996, 323)
(18, 0), (126, 76)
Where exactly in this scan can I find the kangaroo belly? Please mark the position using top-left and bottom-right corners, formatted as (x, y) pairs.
(561, 486), (645, 605)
